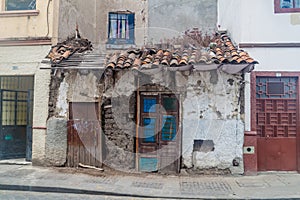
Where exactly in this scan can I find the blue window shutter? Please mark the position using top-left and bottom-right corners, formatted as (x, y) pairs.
(128, 13), (135, 44)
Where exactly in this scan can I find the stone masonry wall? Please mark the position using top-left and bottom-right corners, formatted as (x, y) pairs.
(102, 99), (135, 171)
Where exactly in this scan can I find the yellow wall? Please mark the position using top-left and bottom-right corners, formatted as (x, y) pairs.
(0, 0), (54, 39)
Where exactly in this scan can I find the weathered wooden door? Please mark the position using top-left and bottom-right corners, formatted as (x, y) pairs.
(138, 93), (180, 173)
(255, 76), (298, 171)
(67, 102), (102, 168)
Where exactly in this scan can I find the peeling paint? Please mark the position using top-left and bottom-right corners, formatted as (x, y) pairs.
(57, 82), (69, 117)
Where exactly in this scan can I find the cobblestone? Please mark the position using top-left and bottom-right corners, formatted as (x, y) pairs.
(131, 181), (164, 189)
(0, 163), (300, 199)
(180, 180), (232, 195)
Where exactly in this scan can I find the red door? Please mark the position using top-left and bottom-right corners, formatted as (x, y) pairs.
(255, 76), (298, 171)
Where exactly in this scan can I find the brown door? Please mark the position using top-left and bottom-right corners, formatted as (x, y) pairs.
(255, 76), (298, 171)
(67, 102), (102, 168)
(138, 93), (180, 173)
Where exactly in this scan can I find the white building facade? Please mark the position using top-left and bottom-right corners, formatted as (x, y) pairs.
(219, 0), (300, 173)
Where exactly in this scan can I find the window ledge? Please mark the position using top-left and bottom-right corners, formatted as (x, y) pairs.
(106, 43), (136, 50)
(0, 10), (39, 17)
(0, 37), (51, 46)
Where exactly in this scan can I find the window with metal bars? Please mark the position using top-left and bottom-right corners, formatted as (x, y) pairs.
(0, 76), (34, 126)
(107, 12), (135, 44)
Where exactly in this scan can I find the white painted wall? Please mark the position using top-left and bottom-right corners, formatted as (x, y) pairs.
(181, 71), (244, 174)
(0, 46), (51, 75)
(219, 1), (300, 69)
(243, 47), (300, 71)
(218, 0), (300, 43)
(0, 46), (51, 165)
(219, 0), (300, 135)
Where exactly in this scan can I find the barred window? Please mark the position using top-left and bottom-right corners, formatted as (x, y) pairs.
(108, 12), (135, 44)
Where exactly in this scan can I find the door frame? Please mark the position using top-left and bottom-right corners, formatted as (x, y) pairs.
(251, 71), (300, 172)
(136, 91), (182, 173)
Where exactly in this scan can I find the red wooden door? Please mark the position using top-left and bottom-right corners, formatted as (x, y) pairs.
(255, 77), (298, 171)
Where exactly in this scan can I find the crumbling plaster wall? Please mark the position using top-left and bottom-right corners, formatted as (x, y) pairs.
(51, 68), (245, 174)
(148, 0), (218, 44)
(46, 69), (102, 166)
(58, 0), (148, 51)
(180, 70), (244, 174)
(58, 0), (97, 44)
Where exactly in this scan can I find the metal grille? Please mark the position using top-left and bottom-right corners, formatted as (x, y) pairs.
(1, 90), (29, 126)
(0, 76), (34, 160)
(0, 76), (34, 91)
(256, 77), (297, 138)
(256, 77), (297, 99)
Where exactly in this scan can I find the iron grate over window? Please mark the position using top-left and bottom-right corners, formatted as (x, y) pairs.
(0, 76), (34, 126)
(108, 12), (135, 45)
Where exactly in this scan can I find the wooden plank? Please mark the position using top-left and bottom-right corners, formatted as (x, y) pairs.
(73, 121), (79, 167)
(79, 126), (85, 166)
(66, 120), (102, 168)
(66, 121), (70, 167)
(95, 123), (102, 167)
(89, 123), (96, 166)
(85, 128), (91, 166)
(70, 122), (74, 167)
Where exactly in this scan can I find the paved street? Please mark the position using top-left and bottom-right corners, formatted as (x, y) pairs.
(0, 162), (300, 199)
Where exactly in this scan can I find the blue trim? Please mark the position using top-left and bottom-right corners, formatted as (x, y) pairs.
(161, 115), (176, 141)
(139, 157), (158, 172)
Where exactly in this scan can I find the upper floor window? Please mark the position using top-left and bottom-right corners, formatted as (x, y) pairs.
(108, 12), (135, 45)
(275, 0), (300, 13)
(5, 0), (36, 11)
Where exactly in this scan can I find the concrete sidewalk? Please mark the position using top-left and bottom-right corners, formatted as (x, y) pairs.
(0, 163), (299, 199)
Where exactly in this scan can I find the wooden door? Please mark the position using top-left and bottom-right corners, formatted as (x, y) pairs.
(67, 102), (102, 168)
(138, 93), (180, 173)
(255, 77), (298, 171)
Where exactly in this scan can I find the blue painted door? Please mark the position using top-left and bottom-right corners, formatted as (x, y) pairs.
(138, 93), (180, 173)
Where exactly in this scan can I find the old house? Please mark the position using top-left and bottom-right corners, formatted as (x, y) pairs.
(42, 29), (258, 174)
(219, 0), (300, 174)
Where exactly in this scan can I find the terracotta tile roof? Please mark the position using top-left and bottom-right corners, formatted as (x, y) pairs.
(104, 33), (258, 70)
(46, 36), (92, 64)
(46, 32), (258, 74)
